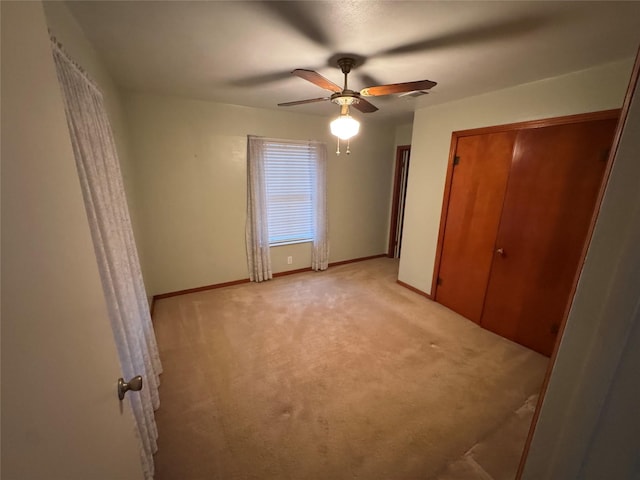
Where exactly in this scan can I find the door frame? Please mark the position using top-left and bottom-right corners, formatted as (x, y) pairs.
(387, 145), (411, 258)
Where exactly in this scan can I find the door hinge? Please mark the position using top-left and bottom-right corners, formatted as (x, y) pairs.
(453, 155), (460, 166)
(437, 277), (443, 286)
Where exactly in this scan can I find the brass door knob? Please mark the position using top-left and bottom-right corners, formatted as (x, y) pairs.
(117, 375), (143, 400)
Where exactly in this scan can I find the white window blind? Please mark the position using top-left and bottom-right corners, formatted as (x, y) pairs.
(263, 140), (317, 245)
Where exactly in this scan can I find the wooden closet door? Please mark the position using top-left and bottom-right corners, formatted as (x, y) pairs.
(480, 117), (618, 355)
(435, 131), (516, 323)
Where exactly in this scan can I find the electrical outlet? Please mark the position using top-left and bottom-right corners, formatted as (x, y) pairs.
(287, 256), (293, 265)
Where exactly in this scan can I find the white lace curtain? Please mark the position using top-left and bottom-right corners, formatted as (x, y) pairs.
(245, 136), (329, 281)
(246, 136), (273, 282)
(311, 142), (329, 271)
(51, 40), (162, 480)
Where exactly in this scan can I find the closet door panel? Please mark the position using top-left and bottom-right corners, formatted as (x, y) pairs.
(480, 118), (618, 355)
(435, 131), (516, 323)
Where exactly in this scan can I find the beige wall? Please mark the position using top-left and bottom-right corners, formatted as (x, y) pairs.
(399, 58), (634, 294)
(42, 1), (152, 299)
(1, 2), (143, 477)
(124, 92), (396, 295)
(394, 123), (413, 147)
(384, 122), (415, 256)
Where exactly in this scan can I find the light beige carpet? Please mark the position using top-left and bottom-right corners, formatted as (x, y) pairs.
(152, 258), (547, 480)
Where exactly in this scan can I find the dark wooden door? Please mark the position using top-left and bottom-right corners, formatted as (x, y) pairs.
(435, 131), (517, 323)
(480, 118), (618, 355)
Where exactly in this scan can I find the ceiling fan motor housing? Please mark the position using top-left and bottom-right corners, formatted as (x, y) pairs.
(331, 92), (361, 105)
(337, 57), (356, 74)
(331, 92), (360, 115)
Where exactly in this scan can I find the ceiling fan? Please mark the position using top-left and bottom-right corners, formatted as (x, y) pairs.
(278, 56), (437, 115)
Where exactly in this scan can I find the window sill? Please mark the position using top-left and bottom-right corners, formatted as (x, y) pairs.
(269, 239), (313, 247)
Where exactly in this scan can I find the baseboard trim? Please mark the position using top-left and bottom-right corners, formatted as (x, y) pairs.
(151, 253), (388, 305)
(397, 280), (433, 300)
(273, 267), (312, 277)
(329, 253), (387, 267)
(153, 277), (251, 301)
(273, 254), (387, 276)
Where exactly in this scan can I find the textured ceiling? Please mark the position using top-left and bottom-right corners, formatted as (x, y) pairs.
(66, 1), (640, 124)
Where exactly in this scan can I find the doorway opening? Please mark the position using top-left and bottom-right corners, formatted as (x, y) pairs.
(388, 145), (411, 258)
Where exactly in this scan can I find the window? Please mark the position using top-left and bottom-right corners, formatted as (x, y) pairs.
(263, 140), (319, 245)
(246, 135), (328, 281)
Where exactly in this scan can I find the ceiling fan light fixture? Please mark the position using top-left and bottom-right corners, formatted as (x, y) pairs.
(330, 114), (360, 140)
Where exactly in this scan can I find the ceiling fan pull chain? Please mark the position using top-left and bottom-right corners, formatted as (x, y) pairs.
(346, 138), (351, 155)
(336, 137), (341, 155)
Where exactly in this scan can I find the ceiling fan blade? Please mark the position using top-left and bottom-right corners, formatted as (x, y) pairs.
(278, 97), (330, 107)
(375, 16), (547, 57)
(360, 80), (437, 97)
(293, 69), (342, 93)
(353, 98), (379, 113)
(357, 72), (385, 90)
(229, 70), (294, 87)
(259, 2), (331, 48)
